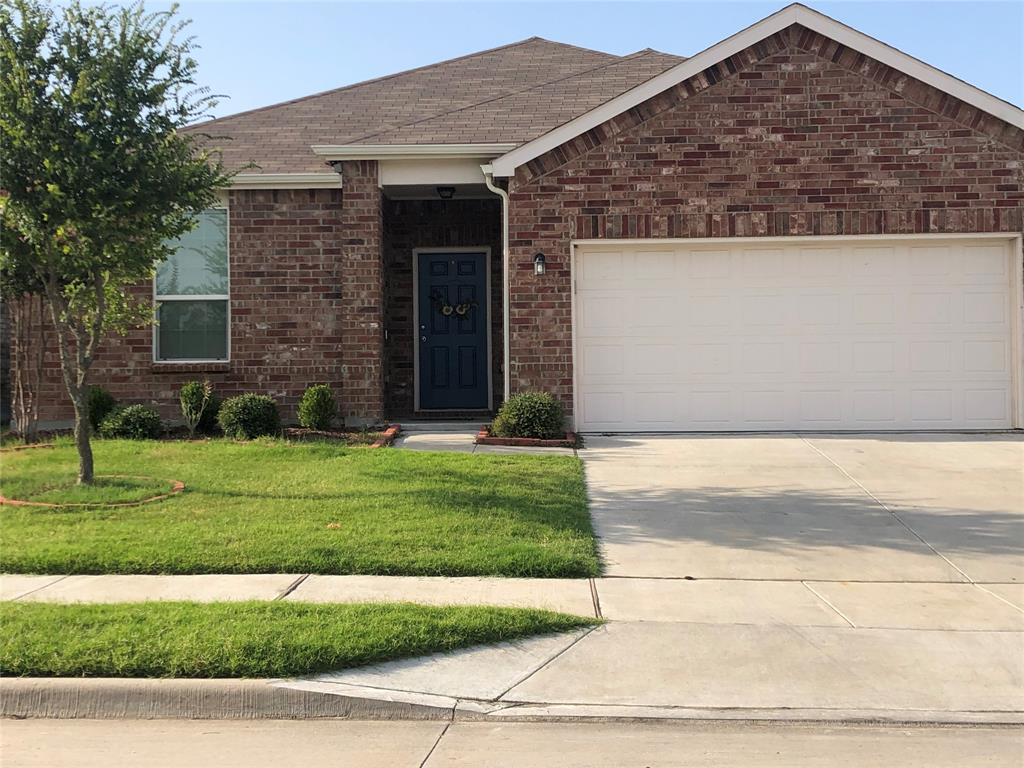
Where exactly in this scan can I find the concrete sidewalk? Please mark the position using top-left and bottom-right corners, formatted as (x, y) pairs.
(5, 573), (1020, 630)
(6, 572), (1019, 723)
(394, 422), (576, 455)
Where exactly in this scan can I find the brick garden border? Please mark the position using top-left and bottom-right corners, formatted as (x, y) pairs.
(0, 475), (185, 509)
(370, 424), (401, 449)
(475, 427), (578, 449)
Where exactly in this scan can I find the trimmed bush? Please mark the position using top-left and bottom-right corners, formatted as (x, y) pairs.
(179, 380), (213, 438)
(98, 405), (162, 440)
(297, 384), (336, 431)
(217, 394), (280, 440)
(491, 392), (565, 440)
(87, 386), (117, 431)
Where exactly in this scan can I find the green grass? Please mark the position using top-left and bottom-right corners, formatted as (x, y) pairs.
(0, 601), (595, 678)
(13, 474), (175, 505)
(0, 439), (598, 577)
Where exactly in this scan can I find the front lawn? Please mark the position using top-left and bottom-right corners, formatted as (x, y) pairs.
(0, 601), (594, 678)
(0, 439), (598, 576)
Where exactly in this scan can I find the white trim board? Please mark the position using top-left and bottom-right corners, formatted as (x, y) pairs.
(230, 173), (341, 190)
(491, 3), (1024, 177)
(312, 144), (517, 161)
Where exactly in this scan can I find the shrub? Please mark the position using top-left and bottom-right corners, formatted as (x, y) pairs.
(179, 380), (213, 438)
(197, 393), (220, 435)
(491, 392), (565, 440)
(217, 394), (280, 440)
(297, 384), (336, 431)
(98, 405), (162, 440)
(86, 386), (116, 431)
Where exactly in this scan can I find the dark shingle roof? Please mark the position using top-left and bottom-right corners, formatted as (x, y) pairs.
(188, 38), (684, 173)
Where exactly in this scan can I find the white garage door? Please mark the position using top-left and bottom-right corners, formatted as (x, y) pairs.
(574, 237), (1020, 432)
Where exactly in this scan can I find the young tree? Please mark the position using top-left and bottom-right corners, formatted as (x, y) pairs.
(0, 0), (228, 483)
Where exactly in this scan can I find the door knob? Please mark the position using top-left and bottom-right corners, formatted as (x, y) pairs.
(421, 336), (427, 342)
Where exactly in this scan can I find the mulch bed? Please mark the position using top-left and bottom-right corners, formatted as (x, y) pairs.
(283, 424), (401, 448)
(475, 427), (578, 448)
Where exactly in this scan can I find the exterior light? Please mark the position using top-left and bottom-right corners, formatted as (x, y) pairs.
(533, 252), (546, 276)
(436, 186), (455, 200)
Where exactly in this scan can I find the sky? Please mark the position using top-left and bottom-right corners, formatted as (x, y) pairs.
(140, 1), (1023, 119)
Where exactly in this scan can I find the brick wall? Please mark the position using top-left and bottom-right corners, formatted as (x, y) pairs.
(382, 197), (502, 414)
(31, 187), (356, 425)
(506, 23), (1024, 414)
(338, 161), (385, 422)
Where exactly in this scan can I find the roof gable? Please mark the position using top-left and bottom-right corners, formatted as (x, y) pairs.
(490, 3), (1024, 177)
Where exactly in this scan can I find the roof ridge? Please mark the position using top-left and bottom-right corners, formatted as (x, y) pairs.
(187, 36), (557, 130)
(347, 49), (677, 145)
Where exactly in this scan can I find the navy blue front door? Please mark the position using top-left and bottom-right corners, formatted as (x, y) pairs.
(417, 251), (489, 410)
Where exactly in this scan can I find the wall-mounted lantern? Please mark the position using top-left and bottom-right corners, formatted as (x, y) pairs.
(533, 252), (546, 276)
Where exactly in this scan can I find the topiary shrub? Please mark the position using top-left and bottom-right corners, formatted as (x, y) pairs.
(87, 386), (117, 431)
(217, 394), (280, 440)
(179, 380), (213, 438)
(491, 392), (566, 440)
(297, 384), (336, 431)
(98, 404), (162, 440)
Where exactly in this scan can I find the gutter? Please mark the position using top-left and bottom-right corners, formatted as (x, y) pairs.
(481, 164), (510, 404)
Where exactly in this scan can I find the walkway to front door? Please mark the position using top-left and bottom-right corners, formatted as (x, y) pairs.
(416, 250), (490, 411)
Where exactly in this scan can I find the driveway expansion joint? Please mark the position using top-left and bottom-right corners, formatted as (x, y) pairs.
(800, 581), (857, 628)
(799, 436), (976, 584)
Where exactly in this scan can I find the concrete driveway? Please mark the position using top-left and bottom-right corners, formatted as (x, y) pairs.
(582, 433), (1023, 583)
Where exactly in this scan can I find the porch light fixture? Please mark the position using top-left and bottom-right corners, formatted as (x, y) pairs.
(533, 252), (546, 276)
(436, 186), (455, 200)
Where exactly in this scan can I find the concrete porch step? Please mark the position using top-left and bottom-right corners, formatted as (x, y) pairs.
(398, 420), (489, 433)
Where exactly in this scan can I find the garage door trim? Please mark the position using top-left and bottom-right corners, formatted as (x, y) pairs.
(569, 232), (1023, 432)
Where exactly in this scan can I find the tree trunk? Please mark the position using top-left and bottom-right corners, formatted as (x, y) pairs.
(41, 279), (96, 485)
(9, 294), (47, 443)
(70, 390), (94, 484)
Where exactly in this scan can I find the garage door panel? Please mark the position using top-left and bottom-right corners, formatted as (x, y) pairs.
(575, 238), (1016, 431)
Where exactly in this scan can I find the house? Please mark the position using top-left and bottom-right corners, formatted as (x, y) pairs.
(28, 4), (1024, 431)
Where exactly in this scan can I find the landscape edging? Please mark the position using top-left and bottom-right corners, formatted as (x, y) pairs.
(370, 424), (401, 448)
(475, 428), (577, 448)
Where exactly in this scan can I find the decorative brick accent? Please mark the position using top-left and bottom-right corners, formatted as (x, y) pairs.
(339, 161), (385, 422)
(475, 427), (577, 448)
(506, 25), (1024, 416)
(382, 198), (503, 414)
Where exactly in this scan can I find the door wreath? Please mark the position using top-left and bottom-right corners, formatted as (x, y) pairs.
(430, 291), (478, 317)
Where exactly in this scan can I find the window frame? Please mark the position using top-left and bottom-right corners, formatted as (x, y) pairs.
(152, 204), (231, 364)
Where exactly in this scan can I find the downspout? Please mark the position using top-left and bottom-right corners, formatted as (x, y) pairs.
(481, 164), (510, 404)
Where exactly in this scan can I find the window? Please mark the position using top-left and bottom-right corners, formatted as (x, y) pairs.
(155, 208), (229, 361)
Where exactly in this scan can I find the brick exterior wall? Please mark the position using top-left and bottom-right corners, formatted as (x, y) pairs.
(30, 186), (360, 425)
(338, 161), (385, 421)
(382, 197), (503, 415)
(506, 23), (1024, 415)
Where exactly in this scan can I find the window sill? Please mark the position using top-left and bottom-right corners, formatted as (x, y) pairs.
(151, 361), (231, 374)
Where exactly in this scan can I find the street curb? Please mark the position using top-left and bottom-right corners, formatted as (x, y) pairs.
(2, 679), (1020, 725)
(0, 678), (451, 721)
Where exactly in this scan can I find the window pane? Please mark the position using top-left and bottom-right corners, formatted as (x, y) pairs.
(156, 209), (228, 296)
(157, 301), (228, 361)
